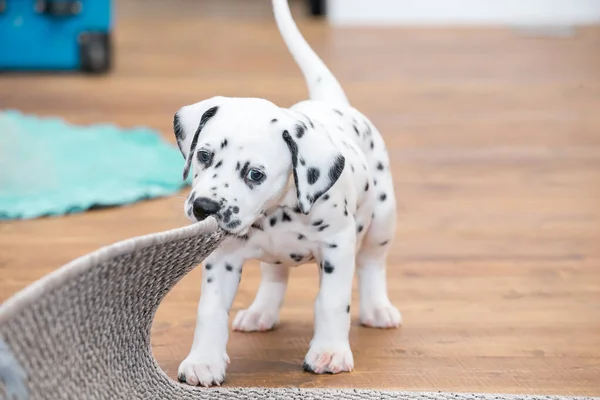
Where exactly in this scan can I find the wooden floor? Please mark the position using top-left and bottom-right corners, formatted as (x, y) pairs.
(1, 1), (599, 396)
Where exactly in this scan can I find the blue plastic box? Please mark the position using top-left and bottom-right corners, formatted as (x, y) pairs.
(0, 0), (113, 73)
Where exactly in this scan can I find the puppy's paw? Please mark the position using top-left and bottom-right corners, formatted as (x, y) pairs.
(177, 351), (230, 387)
(360, 303), (402, 328)
(303, 342), (354, 374)
(232, 308), (279, 332)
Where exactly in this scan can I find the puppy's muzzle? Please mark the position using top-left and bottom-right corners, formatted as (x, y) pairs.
(192, 197), (220, 221)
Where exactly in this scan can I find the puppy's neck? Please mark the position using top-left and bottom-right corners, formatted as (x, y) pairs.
(263, 175), (297, 217)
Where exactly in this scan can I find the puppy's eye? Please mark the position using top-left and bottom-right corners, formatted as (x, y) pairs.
(246, 169), (265, 183)
(197, 150), (213, 165)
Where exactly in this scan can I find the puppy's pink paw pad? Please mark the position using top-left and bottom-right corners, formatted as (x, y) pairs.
(360, 303), (402, 329)
(303, 344), (354, 374)
(232, 308), (279, 332)
(177, 352), (229, 387)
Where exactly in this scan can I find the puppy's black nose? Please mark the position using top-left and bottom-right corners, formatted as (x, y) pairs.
(192, 197), (220, 221)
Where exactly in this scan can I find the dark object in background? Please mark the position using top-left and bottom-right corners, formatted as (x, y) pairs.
(0, 0), (112, 74)
(307, 0), (325, 16)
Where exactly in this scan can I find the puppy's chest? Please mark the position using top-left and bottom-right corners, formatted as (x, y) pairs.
(248, 210), (326, 266)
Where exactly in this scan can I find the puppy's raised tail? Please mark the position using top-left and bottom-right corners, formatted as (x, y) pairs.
(272, 0), (349, 106)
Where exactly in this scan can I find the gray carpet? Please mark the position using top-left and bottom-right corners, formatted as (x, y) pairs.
(0, 218), (596, 400)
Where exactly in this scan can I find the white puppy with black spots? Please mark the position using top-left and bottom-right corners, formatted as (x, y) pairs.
(173, 0), (401, 387)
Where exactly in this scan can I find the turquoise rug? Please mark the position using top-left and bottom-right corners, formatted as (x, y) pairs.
(0, 110), (189, 220)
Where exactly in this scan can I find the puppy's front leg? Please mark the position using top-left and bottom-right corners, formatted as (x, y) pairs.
(304, 227), (356, 374)
(178, 251), (243, 387)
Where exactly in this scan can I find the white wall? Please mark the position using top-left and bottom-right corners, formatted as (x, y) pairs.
(328, 0), (600, 26)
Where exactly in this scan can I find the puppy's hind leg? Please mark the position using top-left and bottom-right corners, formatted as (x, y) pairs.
(232, 262), (289, 332)
(357, 175), (401, 329)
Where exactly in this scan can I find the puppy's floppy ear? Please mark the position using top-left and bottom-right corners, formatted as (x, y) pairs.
(173, 96), (224, 180)
(282, 120), (345, 214)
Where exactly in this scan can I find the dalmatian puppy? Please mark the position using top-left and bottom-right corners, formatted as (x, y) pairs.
(173, 0), (401, 387)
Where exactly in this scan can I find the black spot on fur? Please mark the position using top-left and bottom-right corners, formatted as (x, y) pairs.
(205, 263), (213, 270)
(365, 182), (369, 191)
(374, 179), (378, 186)
(295, 124), (306, 139)
(328, 243), (338, 248)
(221, 139), (228, 149)
(274, 261), (282, 265)
(304, 115), (315, 128)
(225, 264), (233, 272)
(322, 194), (330, 201)
(380, 193), (387, 201)
(344, 208), (348, 216)
(376, 162), (384, 171)
(357, 225), (364, 233)
(351, 165), (355, 173)
(239, 161), (250, 180)
(293, 205), (302, 213)
(214, 160), (223, 168)
(236, 162), (241, 171)
(223, 208), (233, 223)
(380, 240), (389, 246)
(346, 305), (350, 313)
(290, 253), (304, 262)
(207, 277), (213, 283)
(312, 219), (323, 226)
(177, 372), (186, 382)
(189, 191), (196, 201)
(224, 183), (229, 188)
(370, 140), (374, 150)
(282, 212), (292, 222)
(270, 217), (277, 227)
(182, 106), (219, 180)
(300, 158), (306, 166)
(227, 220), (241, 229)
(322, 260), (334, 273)
(173, 113), (185, 148)
(233, 206), (240, 214)
(353, 125), (360, 136)
(318, 224), (330, 232)
(282, 130), (301, 204)
(298, 234), (305, 240)
(333, 109), (343, 116)
(271, 118), (278, 123)
(307, 167), (320, 185)
(328, 155), (345, 184)
(210, 186), (217, 191)
(212, 173), (218, 179)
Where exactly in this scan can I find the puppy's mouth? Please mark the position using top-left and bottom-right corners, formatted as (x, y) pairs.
(186, 197), (264, 238)
(215, 211), (265, 238)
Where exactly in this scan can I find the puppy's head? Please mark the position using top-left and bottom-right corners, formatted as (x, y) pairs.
(174, 97), (345, 236)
